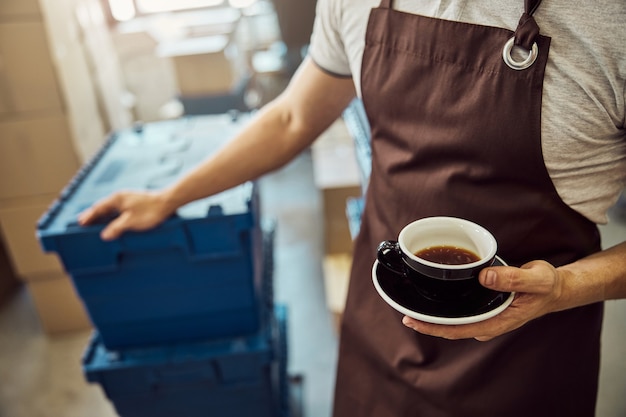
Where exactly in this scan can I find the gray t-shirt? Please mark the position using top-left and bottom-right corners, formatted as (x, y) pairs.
(309, 0), (626, 224)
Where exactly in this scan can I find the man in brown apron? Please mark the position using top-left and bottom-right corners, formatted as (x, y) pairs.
(333, 0), (604, 415)
(78, 0), (625, 415)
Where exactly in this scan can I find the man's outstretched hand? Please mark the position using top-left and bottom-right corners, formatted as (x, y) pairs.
(78, 190), (175, 241)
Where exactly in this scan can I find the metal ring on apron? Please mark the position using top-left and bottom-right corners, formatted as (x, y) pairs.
(502, 37), (538, 70)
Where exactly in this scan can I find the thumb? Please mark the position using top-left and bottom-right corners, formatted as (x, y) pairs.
(479, 261), (557, 294)
(478, 266), (520, 292)
(479, 268), (500, 289)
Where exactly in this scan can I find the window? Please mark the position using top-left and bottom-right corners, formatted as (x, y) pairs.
(107, 0), (257, 22)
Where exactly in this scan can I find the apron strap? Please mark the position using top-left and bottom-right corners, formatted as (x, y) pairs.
(380, 1), (542, 17)
(525, 0), (543, 16)
(379, 0), (543, 70)
(515, 0), (543, 50)
(381, 0), (542, 27)
(502, 0), (543, 69)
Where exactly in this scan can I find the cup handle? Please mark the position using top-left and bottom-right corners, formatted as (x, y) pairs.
(377, 240), (409, 277)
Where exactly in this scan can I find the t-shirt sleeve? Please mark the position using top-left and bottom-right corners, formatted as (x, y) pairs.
(308, 0), (353, 77)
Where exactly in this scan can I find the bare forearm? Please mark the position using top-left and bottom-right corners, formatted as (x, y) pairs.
(556, 241), (626, 310)
(77, 58), (356, 241)
(402, 240), (626, 340)
(160, 58), (357, 211)
(161, 102), (315, 209)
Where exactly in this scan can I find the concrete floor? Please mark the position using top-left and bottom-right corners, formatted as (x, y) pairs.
(0, 151), (624, 417)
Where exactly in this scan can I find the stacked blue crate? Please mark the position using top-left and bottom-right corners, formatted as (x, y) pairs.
(342, 98), (370, 239)
(37, 113), (267, 349)
(345, 197), (364, 240)
(342, 97), (371, 191)
(35, 113), (293, 416)
(82, 304), (290, 417)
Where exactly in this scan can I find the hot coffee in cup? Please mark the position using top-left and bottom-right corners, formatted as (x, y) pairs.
(377, 216), (497, 301)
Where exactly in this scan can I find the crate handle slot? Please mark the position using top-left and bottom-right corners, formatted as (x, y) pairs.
(149, 366), (217, 391)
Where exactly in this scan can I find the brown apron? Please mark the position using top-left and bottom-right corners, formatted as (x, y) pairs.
(333, 1), (604, 416)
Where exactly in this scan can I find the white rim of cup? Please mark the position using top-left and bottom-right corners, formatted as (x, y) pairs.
(398, 216), (498, 270)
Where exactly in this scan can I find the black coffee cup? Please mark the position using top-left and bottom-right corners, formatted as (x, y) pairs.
(377, 216), (497, 301)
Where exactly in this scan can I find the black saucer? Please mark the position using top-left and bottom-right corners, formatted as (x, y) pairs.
(372, 257), (514, 324)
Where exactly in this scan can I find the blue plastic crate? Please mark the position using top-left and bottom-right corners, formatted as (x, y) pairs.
(274, 304), (290, 417)
(82, 304), (289, 417)
(342, 98), (371, 188)
(345, 196), (364, 240)
(36, 114), (273, 349)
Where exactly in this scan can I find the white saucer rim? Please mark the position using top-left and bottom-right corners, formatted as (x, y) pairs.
(372, 256), (515, 325)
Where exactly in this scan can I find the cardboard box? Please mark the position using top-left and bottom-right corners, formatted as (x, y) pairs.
(48, 43), (108, 162)
(272, 0), (316, 49)
(312, 119), (363, 254)
(0, 78), (12, 116)
(74, 0), (134, 132)
(158, 35), (238, 96)
(25, 271), (92, 334)
(0, 239), (20, 306)
(0, 0), (41, 20)
(0, 113), (81, 199)
(311, 119), (362, 188)
(322, 186), (362, 254)
(0, 21), (64, 114)
(40, 0), (123, 161)
(112, 31), (179, 122)
(322, 253), (352, 334)
(0, 194), (65, 278)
